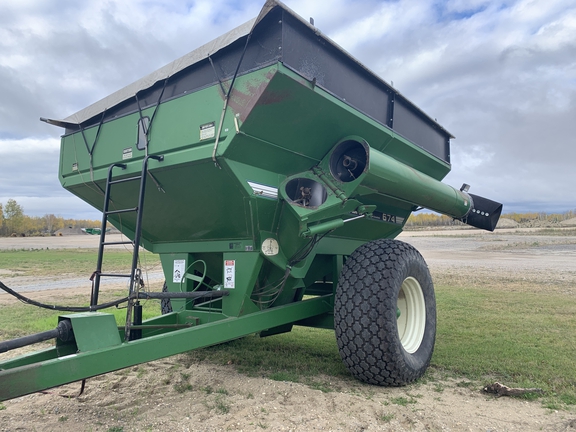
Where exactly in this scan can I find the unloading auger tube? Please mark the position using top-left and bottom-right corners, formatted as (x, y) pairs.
(325, 138), (502, 231)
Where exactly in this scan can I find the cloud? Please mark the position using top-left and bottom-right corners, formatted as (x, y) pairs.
(0, 138), (61, 200)
(0, 0), (575, 220)
(0, 137), (99, 218)
(328, 0), (576, 214)
(0, 0), (261, 138)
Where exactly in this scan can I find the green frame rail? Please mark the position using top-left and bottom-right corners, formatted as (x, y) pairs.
(0, 295), (332, 401)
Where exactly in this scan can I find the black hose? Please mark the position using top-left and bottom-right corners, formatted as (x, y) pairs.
(0, 320), (74, 354)
(0, 280), (228, 313)
(0, 280), (130, 312)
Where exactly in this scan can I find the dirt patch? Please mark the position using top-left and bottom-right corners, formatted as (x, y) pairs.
(2, 361), (574, 432)
(496, 217), (519, 228)
(398, 229), (576, 296)
(560, 217), (576, 227)
(1, 230), (576, 431)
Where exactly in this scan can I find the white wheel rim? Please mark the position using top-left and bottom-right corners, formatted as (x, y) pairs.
(397, 276), (426, 354)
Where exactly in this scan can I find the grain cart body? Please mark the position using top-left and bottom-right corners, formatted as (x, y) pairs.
(0, 0), (502, 400)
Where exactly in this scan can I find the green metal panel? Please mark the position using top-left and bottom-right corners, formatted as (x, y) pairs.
(227, 65), (450, 180)
(159, 253), (200, 312)
(0, 344), (76, 370)
(221, 252), (262, 317)
(59, 314), (121, 352)
(0, 296), (332, 401)
(58, 63), (452, 252)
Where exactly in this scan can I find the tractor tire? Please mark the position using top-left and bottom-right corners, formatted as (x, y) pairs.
(160, 281), (173, 314)
(334, 238), (436, 386)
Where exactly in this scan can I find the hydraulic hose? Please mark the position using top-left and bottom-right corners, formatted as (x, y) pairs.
(0, 320), (74, 354)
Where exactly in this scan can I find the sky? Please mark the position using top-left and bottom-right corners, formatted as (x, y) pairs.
(0, 0), (575, 220)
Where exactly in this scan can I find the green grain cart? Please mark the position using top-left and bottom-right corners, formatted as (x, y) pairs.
(0, 0), (502, 400)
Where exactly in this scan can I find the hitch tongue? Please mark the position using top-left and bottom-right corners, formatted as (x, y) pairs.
(0, 320), (74, 354)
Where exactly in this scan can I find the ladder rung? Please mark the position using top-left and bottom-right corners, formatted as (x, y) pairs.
(105, 207), (138, 215)
(92, 156), (164, 309)
(109, 176), (142, 185)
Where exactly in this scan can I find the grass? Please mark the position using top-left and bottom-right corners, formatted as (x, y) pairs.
(433, 285), (576, 402)
(0, 248), (160, 277)
(0, 248), (161, 338)
(0, 289), (161, 339)
(202, 388), (231, 414)
(180, 283), (576, 408)
(213, 395), (230, 414)
(172, 372), (193, 393)
(183, 326), (351, 384)
(379, 412), (394, 422)
(390, 396), (417, 406)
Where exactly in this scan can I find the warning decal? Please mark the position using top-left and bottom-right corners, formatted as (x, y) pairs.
(173, 259), (185, 283)
(122, 147), (133, 160)
(200, 122), (216, 140)
(224, 260), (235, 289)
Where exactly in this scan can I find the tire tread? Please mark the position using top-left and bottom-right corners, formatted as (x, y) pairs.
(334, 239), (435, 386)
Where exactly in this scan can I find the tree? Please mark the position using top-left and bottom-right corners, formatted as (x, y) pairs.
(44, 214), (59, 234)
(4, 199), (24, 235)
(0, 202), (3, 230)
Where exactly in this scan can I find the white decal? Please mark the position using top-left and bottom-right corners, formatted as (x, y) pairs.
(247, 181), (278, 199)
(122, 147), (133, 160)
(173, 259), (185, 283)
(224, 260), (235, 289)
(200, 122), (216, 140)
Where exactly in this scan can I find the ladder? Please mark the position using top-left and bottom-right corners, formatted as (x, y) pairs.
(90, 154), (163, 341)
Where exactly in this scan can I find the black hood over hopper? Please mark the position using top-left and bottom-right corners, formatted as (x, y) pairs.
(43, 0), (453, 165)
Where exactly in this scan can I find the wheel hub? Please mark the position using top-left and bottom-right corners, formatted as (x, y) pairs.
(397, 276), (426, 354)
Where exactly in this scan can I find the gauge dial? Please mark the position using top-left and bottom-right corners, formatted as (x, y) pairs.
(261, 238), (279, 256)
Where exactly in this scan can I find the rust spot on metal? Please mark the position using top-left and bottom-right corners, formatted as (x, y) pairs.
(257, 88), (293, 106)
(227, 69), (290, 122)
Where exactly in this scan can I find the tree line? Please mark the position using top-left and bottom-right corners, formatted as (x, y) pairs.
(0, 199), (100, 237)
(406, 209), (576, 227)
